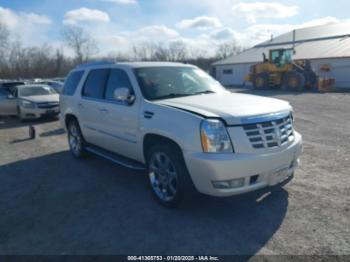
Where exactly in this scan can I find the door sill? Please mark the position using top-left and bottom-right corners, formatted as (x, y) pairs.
(85, 144), (146, 171)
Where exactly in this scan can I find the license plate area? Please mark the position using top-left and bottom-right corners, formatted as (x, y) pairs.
(46, 108), (59, 114)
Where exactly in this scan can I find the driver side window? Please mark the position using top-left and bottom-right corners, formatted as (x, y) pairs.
(104, 69), (133, 101)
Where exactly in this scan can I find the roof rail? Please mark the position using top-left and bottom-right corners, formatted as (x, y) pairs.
(76, 61), (116, 69)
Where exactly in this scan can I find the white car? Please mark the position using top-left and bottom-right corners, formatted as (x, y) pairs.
(60, 62), (302, 207)
(16, 85), (60, 120)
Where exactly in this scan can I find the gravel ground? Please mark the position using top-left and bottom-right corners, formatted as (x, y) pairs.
(0, 89), (349, 257)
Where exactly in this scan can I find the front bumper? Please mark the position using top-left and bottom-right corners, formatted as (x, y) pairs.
(20, 106), (60, 119)
(183, 132), (302, 197)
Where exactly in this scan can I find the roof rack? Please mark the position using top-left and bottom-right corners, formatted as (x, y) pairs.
(76, 61), (116, 69)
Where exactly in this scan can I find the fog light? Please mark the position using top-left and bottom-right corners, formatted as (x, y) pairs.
(212, 178), (245, 189)
(229, 178), (245, 188)
(212, 181), (231, 189)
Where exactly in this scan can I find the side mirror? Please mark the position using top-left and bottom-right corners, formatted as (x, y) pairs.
(113, 88), (135, 105)
(7, 94), (14, 99)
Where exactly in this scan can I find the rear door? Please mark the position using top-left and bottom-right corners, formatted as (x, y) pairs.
(77, 68), (110, 146)
(0, 88), (17, 116)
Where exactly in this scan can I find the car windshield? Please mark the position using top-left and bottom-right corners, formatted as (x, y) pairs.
(134, 67), (225, 101)
(18, 86), (56, 97)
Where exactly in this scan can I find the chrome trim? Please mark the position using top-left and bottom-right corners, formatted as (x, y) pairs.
(81, 96), (130, 106)
(240, 111), (291, 125)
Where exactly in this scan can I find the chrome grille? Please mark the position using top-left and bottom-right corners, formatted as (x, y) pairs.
(243, 114), (294, 149)
(37, 102), (59, 109)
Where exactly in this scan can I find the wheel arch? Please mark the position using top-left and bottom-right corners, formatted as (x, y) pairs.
(143, 133), (183, 162)
(64, 113), (79, 129)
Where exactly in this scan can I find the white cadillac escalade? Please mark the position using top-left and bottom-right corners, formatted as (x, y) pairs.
(60, 62), (302, 207)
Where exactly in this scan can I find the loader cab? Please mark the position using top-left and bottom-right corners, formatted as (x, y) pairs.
(270, 49), (293, 67)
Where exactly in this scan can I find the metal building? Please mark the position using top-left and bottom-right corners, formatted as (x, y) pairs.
(213, 23), (350, 89)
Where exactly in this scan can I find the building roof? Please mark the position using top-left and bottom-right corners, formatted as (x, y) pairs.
(214, 22), (350, 66)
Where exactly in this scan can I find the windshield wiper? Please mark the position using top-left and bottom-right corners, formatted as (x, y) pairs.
(154, 93), (192, 100)
(192, 90), (215, 95)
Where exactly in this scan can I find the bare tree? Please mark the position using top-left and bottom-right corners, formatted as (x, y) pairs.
(61, 26), (97, 64)
(0, 22), (9, 69)
(168, 41), (187, 61)
(215, 41), (242, 60)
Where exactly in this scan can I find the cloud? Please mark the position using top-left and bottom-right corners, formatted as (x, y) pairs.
(0, 6), (52, 29)
(137, 25), (179, 39)
(63, 8), (110, 25)
(177, 16), (222, 30)
(232, 2), (299, 23)
(24, 13), (52, 25)
(209, 27), (238, 40)
(101, 0), (137, 4)
(0, 6), (52, 46)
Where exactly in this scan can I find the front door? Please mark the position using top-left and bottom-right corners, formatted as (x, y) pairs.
(99, 68), (141, 161)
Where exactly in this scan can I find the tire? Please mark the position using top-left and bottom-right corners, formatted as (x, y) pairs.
(17, 107), (25, 122)
(282, 71), (305, 91)
(67, 119), (86, 159)
(253, 72), (270, 90)
(146, 143), (195, 207)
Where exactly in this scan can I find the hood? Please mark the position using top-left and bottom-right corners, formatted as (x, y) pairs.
(21, 94), (59, 103)
(157, 92), (292, 125)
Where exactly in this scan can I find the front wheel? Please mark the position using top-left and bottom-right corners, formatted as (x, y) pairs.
(146, 143), (195, 207)
(67, 119), (86, 158)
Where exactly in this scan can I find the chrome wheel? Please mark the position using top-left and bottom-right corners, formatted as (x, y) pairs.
(68, 123), (82, 156)
(148, 152), (178, 202)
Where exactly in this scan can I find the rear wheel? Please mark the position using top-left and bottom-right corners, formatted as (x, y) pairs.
(146, 143), (195, 207)
(283, 71), (305, 91)
(67, 119), (86, 158)
(17, 107), (25, 121)
(253, 72), (269, 90)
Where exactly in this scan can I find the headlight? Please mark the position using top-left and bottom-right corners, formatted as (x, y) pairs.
(20, 100), (36, 108)
(200, 119), (233, 153)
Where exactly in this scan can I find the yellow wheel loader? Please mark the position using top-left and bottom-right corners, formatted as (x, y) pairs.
(245, 49), (318, 91)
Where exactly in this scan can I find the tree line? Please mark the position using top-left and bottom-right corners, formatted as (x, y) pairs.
(0, 23), (242, 79)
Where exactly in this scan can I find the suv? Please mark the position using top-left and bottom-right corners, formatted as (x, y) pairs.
(60, 62), (302, 207)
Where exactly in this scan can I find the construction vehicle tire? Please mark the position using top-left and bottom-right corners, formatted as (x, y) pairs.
(283, 71), (305, 91)
(253, 72), (269, 90)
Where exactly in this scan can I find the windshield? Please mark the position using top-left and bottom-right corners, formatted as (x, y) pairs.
(18, 86), (56, 97)
(134, 67), (225, 101)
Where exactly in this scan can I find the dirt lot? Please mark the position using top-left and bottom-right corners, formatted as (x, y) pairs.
(0, 89), (349, 256)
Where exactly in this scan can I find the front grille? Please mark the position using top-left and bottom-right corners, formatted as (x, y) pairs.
(243, 114), (294, 149)
(37, 102), (59, 109)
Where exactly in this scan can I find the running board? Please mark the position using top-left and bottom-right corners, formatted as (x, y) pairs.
(85, 145), (146, 171)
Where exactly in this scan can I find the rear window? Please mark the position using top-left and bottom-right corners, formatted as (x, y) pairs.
(63, 71), (84, 96)
(82, 69), (110, 99)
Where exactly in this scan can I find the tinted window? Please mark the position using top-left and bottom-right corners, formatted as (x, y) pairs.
(82, 69), (109, 99)
(105, 69), (133, 100)
(0, 88), (11, 97)
(63, 71), (84, 96)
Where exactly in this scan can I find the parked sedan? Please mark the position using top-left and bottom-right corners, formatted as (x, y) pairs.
(16, 85), (60, 120)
